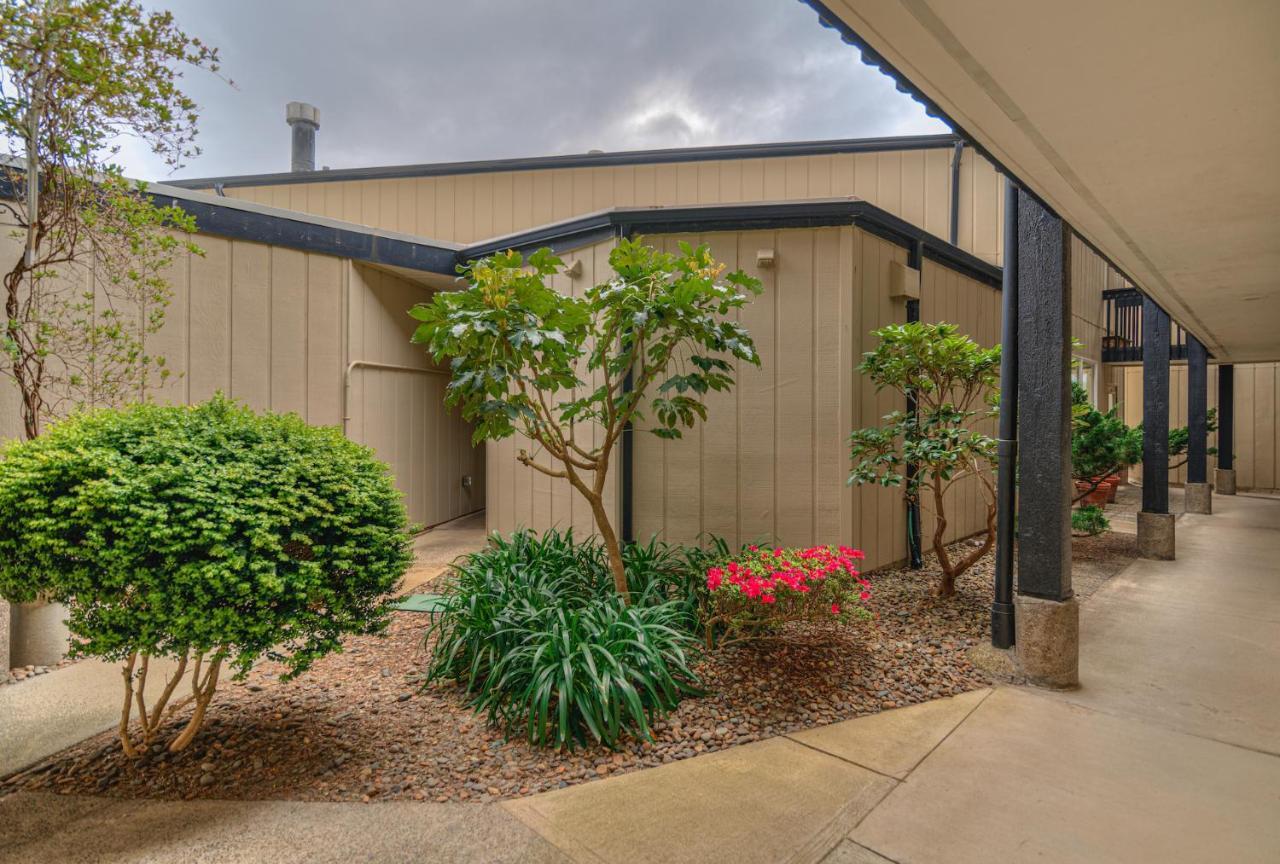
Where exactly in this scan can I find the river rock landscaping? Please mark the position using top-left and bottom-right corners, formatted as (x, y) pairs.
(0, 533), (1136, 805)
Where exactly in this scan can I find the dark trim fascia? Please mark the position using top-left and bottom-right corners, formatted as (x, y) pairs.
(461, 214), (619, 261)
(165, 134), (961, 190)
(798, 1), (1017, 182)
(2, 173), (458, 276)
(152, 193), (460, 274)
(458, 200), (1002, 288)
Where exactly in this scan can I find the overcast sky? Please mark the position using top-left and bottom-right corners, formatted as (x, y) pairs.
(119, 0), (948, 182)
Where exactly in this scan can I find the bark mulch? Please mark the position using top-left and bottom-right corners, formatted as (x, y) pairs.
(1, 534), (1133, 804)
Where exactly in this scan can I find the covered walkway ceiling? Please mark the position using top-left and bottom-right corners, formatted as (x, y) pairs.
(808, 1), (1280, 362)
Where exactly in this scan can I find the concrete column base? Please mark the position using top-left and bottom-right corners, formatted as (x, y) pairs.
(9, 601), (70, 667)
(1014, 594), (1079, 689)
(1185, 482), (1212, 514)
(1137, 511), (1176, 560)
(1216, 468), (1237, 495)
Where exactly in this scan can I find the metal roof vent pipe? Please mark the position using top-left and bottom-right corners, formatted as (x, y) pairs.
(286, 102), (320, 172)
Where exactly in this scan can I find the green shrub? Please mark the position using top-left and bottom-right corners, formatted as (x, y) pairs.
(0, 395), (412, 755)
(1071, 505), (1110, 536)
(425, 528), (702, 749)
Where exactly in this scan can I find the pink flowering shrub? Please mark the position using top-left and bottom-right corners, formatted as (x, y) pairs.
(702, 544), (871, 648)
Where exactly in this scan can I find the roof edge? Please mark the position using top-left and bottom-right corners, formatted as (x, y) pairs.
(147, 183), (461, 274)
(457, 199), (1002, 288)
(166, 133), (960, 190)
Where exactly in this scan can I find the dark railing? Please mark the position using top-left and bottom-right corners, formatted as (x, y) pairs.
(1102, 288), (1188, 363)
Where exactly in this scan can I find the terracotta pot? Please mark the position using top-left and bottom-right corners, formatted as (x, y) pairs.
(1104, 473), (1122, 501)
(1075, 480), (1110, 507)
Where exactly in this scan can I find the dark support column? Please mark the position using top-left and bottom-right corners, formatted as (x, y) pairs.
(1013, 189), (1077, 688)
(1138, 297), (1175, 558)
(1185, 337), (1212, 513)
(1217, 365), (1237, 494)
(991, 178), (1017, 649)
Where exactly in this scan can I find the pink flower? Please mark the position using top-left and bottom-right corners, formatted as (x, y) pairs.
(747, 545), (758, 552)
(860, 590), (871, 601)
(760, 593), (776, 604)
(830, 603), (840, 615)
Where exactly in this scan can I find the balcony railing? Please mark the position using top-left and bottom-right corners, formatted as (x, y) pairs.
(1102, 288), (1188, 363)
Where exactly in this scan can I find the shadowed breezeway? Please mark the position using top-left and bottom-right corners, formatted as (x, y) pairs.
(2, 493), (1277, 863)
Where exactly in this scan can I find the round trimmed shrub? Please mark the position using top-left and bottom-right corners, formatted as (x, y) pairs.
(0, 395), (412, 754)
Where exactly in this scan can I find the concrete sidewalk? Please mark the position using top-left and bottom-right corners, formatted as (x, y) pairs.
(2, 493), (1277, 863)
(0, 657), (178, 779)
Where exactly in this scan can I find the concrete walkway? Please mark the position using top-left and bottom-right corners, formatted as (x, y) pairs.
(2, 494), (1277, 863)
(0, 657), (178, 779)
(400, 510), (487, 592)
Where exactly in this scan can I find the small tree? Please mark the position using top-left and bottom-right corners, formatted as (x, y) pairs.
(1073, 382), (1218, 501)
(0, 396), (413, 755)
(1071, 383), (1138, 503)
(1, 0), (222, 437)
(848, 322), (1000, 597)
(410, 239), (761, 602)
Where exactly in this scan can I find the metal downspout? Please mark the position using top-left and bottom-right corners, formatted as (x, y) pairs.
(949, 140), (964, 246)
(618, 224), (635, 544)
(991, 178), (1018, 648)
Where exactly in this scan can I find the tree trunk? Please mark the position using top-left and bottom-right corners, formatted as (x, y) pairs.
(930, 480), (957, 597)
(587, 494), (630, 603)
(169, 654), (222, 752)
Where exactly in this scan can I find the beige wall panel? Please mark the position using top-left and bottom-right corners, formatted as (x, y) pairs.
(917, 260), (1002, 553)
(612, 227), (917, 569)
(305, 255), (345, 426)
(148, 250), (191, 407)
(229, 241), (271, 410)
(347, 264), (483, 528)
(1119, 363), (1225, 488)
(223, 145), (1004, 263)
(269, 248), (309, 417)
(0, 219), (479, 530)
(483, 237), (620, 539)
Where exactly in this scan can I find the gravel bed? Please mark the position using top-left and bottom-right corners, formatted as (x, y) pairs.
(3, 658), (77, 687)
(2, 534), (1131, 804)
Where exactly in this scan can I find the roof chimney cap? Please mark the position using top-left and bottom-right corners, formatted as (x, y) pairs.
(286, 101), (320, 128)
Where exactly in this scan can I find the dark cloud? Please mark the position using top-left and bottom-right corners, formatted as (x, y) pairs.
(124, 0), (947, 181)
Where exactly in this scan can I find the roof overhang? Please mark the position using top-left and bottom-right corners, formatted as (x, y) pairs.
(803, 0), (1280, 362)
(147, 183), (462, 284)
(462, 198), (1002, 288)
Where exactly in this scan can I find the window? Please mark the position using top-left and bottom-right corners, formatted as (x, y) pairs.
(1072, 356), (1098, 406)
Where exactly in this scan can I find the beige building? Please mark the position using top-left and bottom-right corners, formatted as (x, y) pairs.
(5, 130), (1276, 665)
(161, 132), (1021, 572)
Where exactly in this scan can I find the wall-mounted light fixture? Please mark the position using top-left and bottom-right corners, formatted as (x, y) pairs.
(564, 259), (583, 279)
(756, 249), (775, 268)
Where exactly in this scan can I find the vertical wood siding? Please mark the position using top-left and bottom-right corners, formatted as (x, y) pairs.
(347, 264), (485, 528)
(224, 147), (1006, 264)
(917, 260), (1003, 553)
(0, 228), (483, 532)
(484, 237), (620, 537)
(629, 227), (909, 569)
(0, 231), (348, 437)
(1070, 234), (1108, 371)
(1120, 362), (1279, 492)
